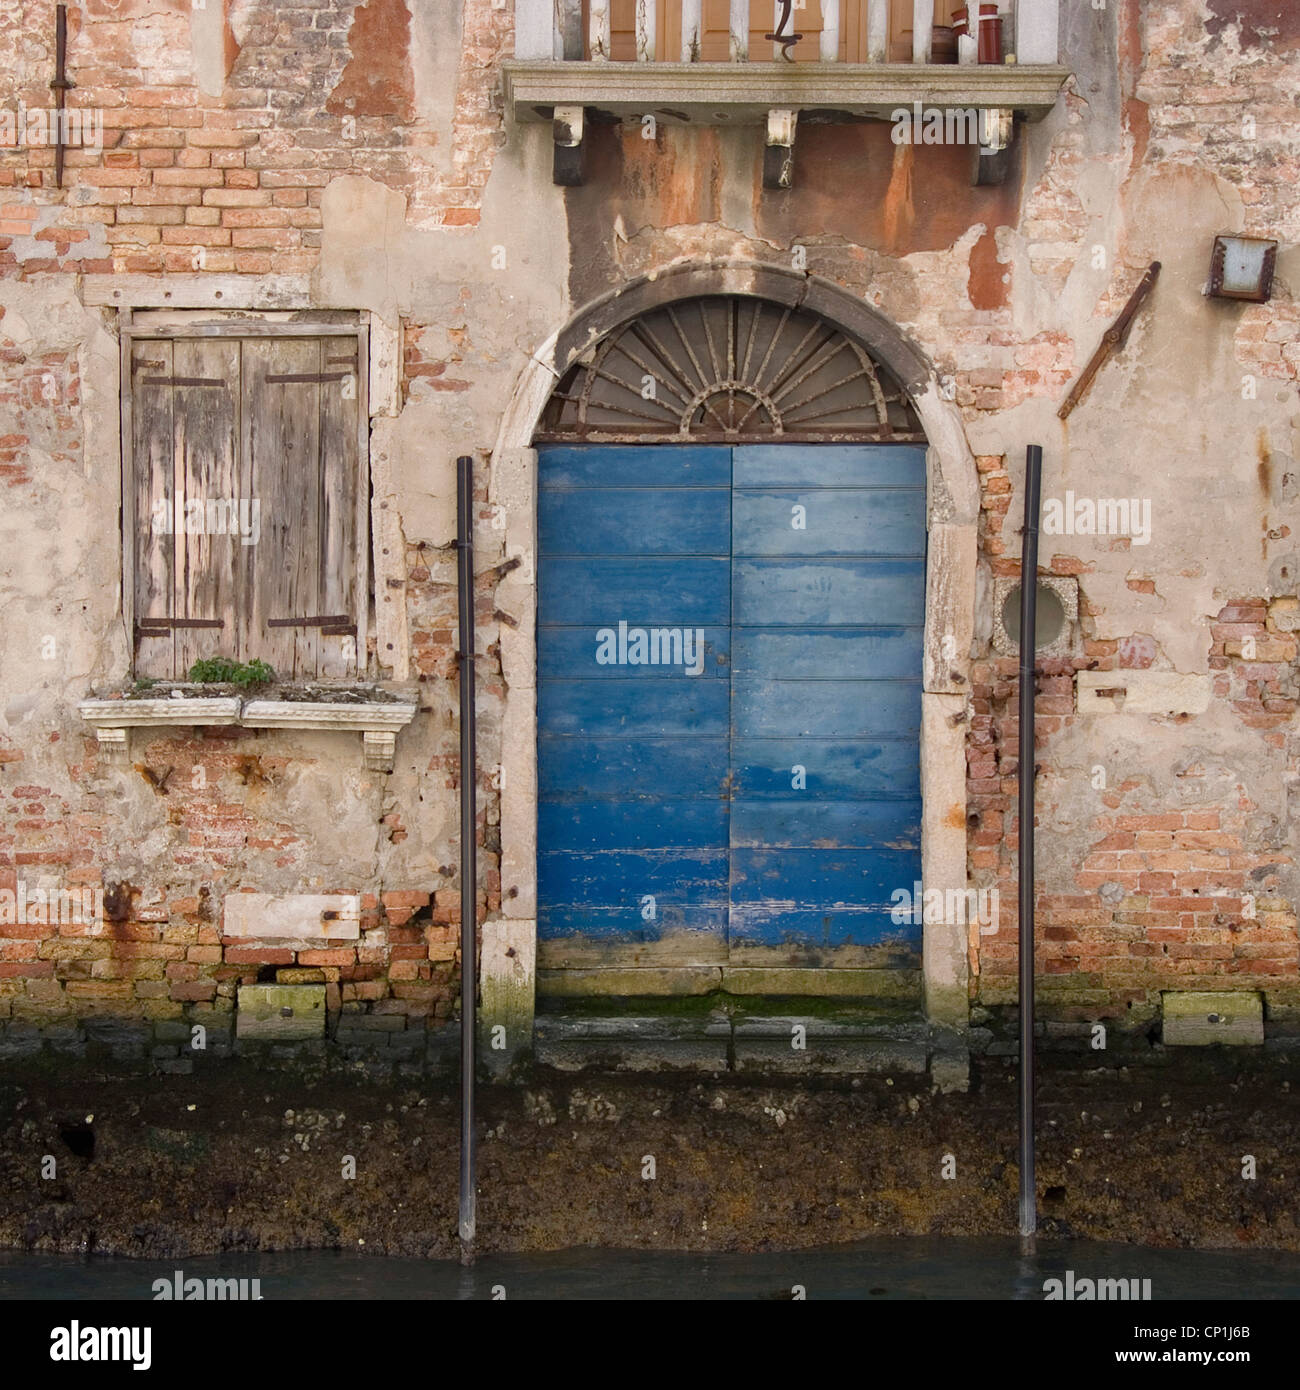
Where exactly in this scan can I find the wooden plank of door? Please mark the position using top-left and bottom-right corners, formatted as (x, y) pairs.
(607, 0), (716, 61)
(132, 339), (176, 679)
(173, 337), (241, 679)
(835, 0), (865, 61)
(728, 443), (926, 953)
(536, 444), (733, 954)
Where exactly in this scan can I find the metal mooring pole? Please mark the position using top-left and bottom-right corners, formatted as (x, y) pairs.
(456, 454), (478, 1259)
(1018, 443), (1043, 1250)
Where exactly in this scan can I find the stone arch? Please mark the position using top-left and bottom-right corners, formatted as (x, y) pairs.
(496, 259), (979, 524)
(486, 261), (976, 1046)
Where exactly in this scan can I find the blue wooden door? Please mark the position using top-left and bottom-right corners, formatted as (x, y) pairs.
(537, 445), (733, 955)
(537, 443), (924, 959)
(729, 445), (924, 952)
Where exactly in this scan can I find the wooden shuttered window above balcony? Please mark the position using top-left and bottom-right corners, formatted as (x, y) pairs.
(129, 332), (367, 683)
(601, 0), (962, 62)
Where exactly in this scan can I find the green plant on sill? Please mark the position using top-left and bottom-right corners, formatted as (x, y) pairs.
(187, 657), (276, 687)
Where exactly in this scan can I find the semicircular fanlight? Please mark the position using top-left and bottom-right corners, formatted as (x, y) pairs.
(538, 295), (923, 443)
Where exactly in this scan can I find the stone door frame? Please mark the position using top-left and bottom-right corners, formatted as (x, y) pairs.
(482, 260), (978, 1061)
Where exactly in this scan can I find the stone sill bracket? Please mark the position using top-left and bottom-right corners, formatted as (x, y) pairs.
(764, 108), (797, 190)
(78, 697), (418, 773)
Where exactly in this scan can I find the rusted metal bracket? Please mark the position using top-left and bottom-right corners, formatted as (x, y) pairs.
(1057, 261), (1161, 420)
(141, 376), (225, 388)
(763, 108), (798, 190)
(552, 104), (585, 186)
(136, 618), (225, 636)
(267, 615), (354, 631)
(51, 5), (74, 189)
(264, 371), (352, 385)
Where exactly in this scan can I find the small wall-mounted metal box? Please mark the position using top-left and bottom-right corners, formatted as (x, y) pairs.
(1208, 235), (1277, 303)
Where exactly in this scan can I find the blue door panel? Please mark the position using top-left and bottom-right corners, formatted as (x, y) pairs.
(539, 625), (730, 680)
(539, 678), (731, 738)
(731, 627), (920, 680)
(539, 488), (731, 555)
(728, 444), (925, 950)
(538, 735), (730, 800)
(732, 558), (925, 626)
(540, 556), (730, 626)
(730, 799), (921, 850)
(538, 850), (729, 907)
(729, 848), (919, 906)
(732, 489), (927, 556)
(540, 444), (731, 489)
(731, 739), (921, 798)
(732, 678), (921, 739)
(733, 443), (926, 487)
(729, 848), (923, 947)
(538, 848), (728, 943)
(539, 905), (728, 940)
(728, 905), (919, 948)
(540, 800), (728, 853)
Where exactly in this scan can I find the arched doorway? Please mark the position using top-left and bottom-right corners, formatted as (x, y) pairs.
(536, 292), (928, 992)
(484, 262), (976, 1046)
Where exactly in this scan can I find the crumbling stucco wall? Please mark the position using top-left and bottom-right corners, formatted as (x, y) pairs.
(0, 0), (1295, 1061)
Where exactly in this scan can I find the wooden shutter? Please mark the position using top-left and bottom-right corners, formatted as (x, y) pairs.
(240, 337), (363, 682)
(316, 338), (363, 680)
(130, 331), (365, 683)
(132, 339), (176, 680)
(131, 338), (239, 680)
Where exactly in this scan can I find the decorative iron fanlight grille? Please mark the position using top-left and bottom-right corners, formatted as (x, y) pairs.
(538, 295), (924, 443)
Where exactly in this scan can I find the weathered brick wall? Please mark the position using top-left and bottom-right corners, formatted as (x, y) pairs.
(0, 1), (520, 1063)
(0, 342), (78, 485)
(968, 421), (1298, 1025)
(1, 0), (510, 274)
(962, 0), (1300, 1029)
(0, 0), (1295, 1061)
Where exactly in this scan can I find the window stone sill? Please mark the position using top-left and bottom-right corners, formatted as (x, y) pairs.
(78, 695), (418, 772)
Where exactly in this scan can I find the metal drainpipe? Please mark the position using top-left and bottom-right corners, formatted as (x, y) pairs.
(1018, 443), (1043, 1251)
(456, 454), (478, 1260)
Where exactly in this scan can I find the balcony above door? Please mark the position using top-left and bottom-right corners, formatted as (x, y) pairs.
(507, 0), (1070, 185)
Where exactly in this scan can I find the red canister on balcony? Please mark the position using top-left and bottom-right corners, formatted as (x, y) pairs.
(975, 3), (1003, 64)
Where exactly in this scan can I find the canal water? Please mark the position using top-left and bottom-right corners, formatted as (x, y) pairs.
(2, 1239), (1299, 1300)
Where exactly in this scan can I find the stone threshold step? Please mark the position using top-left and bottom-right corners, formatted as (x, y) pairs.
(534, 1014), (969, 1090)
